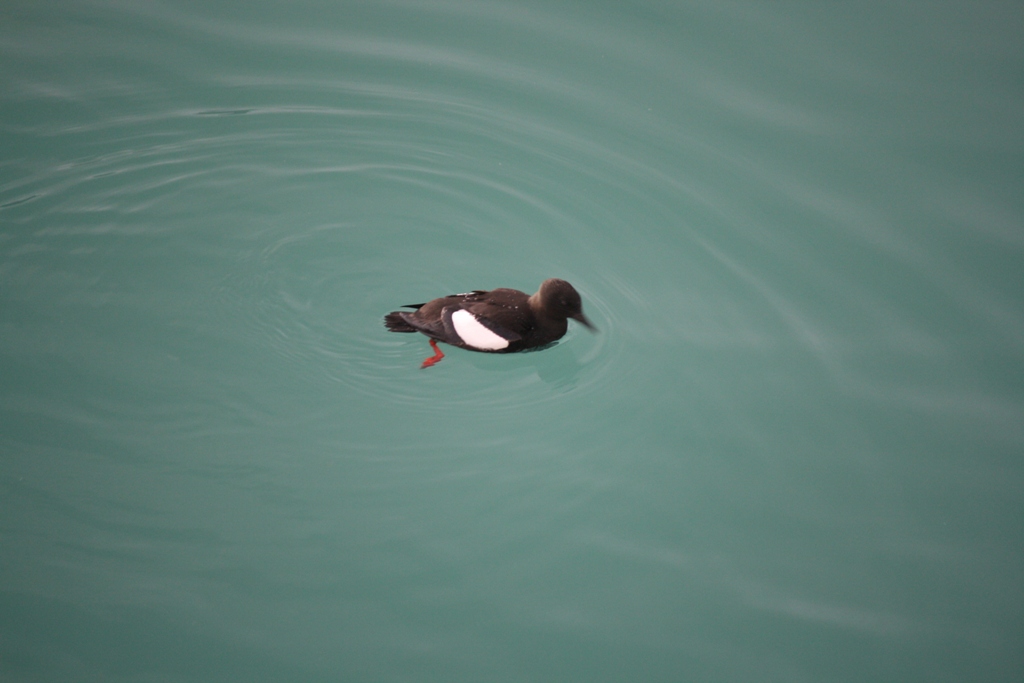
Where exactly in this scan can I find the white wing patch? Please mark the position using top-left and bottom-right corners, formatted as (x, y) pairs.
(451, 309), (509, 350)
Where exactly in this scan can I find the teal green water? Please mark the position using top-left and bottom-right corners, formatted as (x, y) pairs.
(2, 1), (1022, 680)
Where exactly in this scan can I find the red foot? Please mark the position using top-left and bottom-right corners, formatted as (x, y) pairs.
(421, 339), (445, 368)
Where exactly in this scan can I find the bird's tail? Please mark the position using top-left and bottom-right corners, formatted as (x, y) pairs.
(384, 312), (418, 332)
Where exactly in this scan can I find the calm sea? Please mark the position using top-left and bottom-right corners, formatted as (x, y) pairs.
(2, 1), (1022, 680)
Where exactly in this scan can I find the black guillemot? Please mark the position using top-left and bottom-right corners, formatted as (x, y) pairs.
(384, 278), (596, 367)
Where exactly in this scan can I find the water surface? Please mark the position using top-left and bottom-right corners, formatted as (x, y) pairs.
(2, 1), (1022, 681)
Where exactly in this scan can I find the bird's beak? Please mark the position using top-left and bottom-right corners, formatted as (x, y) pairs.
(573, 313), (597, 332)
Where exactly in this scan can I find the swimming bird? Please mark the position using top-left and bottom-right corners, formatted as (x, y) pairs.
(384, 278), (596, 367)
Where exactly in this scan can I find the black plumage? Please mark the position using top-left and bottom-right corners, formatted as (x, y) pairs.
(384, 278), (595, 366)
